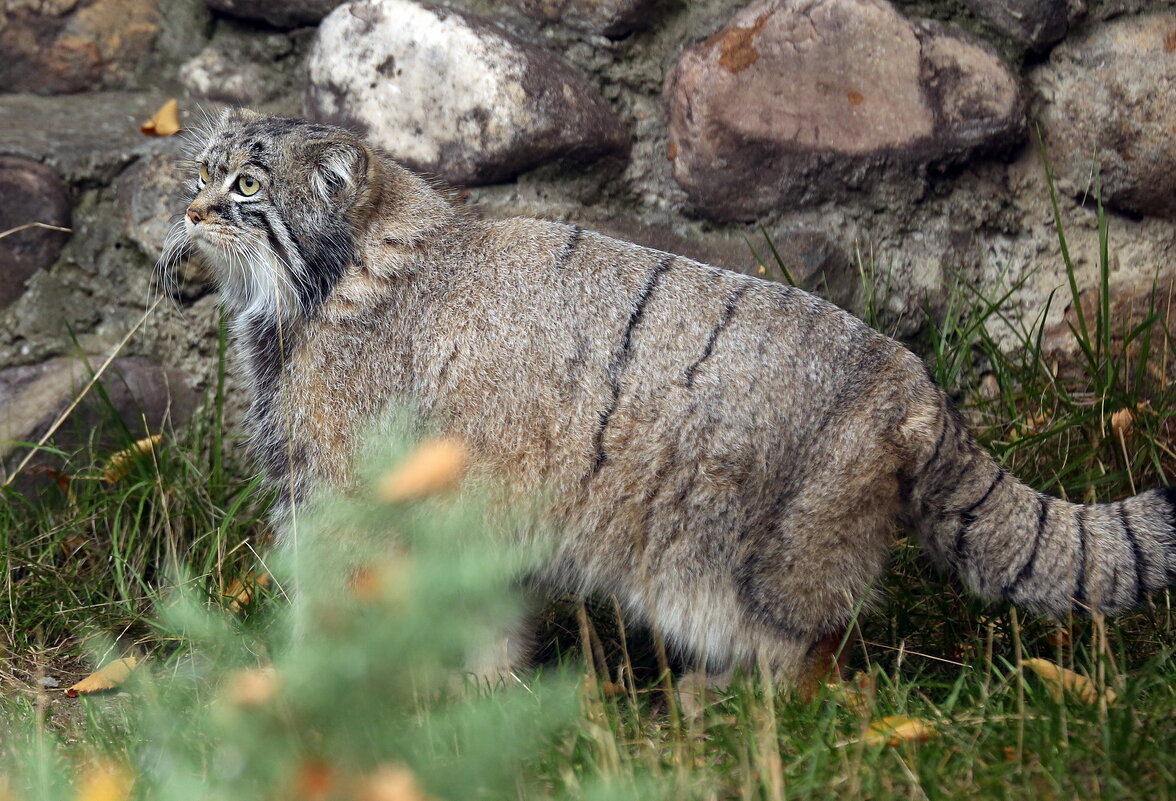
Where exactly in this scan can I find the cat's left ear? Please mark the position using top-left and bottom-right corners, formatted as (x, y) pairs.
(304, 139), (369, 205)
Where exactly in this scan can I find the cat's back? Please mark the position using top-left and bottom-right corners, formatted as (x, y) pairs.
(412, 217), (908, 486)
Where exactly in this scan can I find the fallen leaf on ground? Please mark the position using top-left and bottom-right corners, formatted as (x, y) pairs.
(140, 99), (181, 136)
(103, 435), (162, 483)
(1024, 657), (1116, 704)
(863, 715), (937, 747)
(355, 765), (437, 801)
(224, 572), (271, 613)
(65, 658), (138, 697)
(74, 762), (133, 801)
(375, 438), (467, 502)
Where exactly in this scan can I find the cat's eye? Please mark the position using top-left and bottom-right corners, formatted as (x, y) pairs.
(237, 175), (261, 196)
(198, 164), (210, 184)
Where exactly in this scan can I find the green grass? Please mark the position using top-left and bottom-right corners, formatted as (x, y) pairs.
(1, 169), (1175, 798)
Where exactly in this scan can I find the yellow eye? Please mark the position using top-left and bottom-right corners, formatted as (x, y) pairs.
(237, 175), (261, 196)
(199, 164), (210, 184)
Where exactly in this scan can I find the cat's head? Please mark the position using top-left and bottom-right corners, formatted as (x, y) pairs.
(169, 109), (372, 320)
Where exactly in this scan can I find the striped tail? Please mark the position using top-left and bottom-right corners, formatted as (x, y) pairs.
(902, 399), (1176, 616)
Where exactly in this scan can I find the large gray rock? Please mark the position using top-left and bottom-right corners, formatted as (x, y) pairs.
(1035, 13), (1176, 219)
(305, 0), (629, 185)
(0, 356), (200, 470)
(204, 0), (345, 27)
(961, 0), (1068, 50)
(506, 0), (658, 36)
(0, 0), (161, 94)
(665, 0), (1024, 220)
(0, 92), (178, 185)
(0, 157), (71, 310)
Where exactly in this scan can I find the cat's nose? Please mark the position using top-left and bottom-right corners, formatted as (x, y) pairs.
(186, 207), (203, 225)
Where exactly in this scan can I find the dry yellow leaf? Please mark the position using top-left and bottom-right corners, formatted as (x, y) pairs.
(375, 438), (467, 503)
(140, 99), (181, 136)
(102, 434), (162, 483)
(1111, 408), (1134, 439)
(224, 667), (279, 708)
(224, 572), (271, 613)
(65, 657), (138, 697)
(863, 715), (937, 747)
(1024, 657), (1116, 704)
(355, 765), (437, 801)
(74, 763), (132, 801)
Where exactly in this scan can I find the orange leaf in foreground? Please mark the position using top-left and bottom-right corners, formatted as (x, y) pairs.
(140, 99), (181, 136)
(1024, 657), (1116, 704)
(375, 438), (468, 503)
(863, 715), (937, 747)
(224, 667), (279, 708)
(355, 765), (438, 801)
(74, 762), (133, 801)
(64, 658), (138, 697)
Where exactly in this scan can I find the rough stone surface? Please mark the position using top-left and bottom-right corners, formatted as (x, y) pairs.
(665, 0), (1024, 220)
(506, 0), (659, 35)
(0, 356), (200, 470)
(305, 0), (630, 185)
(205, 0), (346, 27)
(0, 92), (180, 185)
(181, 47), (274, 105)
(1035, 13), (1176, 219)
(961, 0), (1069, 49)
(0, 157), (72, 310)
(0, 0), (162, 94)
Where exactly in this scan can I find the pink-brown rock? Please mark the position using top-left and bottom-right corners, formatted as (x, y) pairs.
(1035, 13), (1176, 219)
(0, 0), (161, 94)
(0, 157), (71, 310)
(665, 0), (1024, 220)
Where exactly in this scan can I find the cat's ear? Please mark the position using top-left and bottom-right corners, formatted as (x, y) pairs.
(304, 139), (369, 205)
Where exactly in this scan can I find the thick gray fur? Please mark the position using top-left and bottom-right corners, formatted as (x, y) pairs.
(165, 109), (1176, 682)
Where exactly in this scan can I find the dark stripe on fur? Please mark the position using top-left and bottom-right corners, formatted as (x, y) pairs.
(684, 281), (750, 388)
(1074, 506), (1087, 607)
(590, 255), (674, 474)
(1118, 502), (1146, 604)
(242, 206), (298, 277)
(1007, 496), (1048, 598)
(436, 343), (460, 389)
(556, 225), (582, 270)
(920, 408), (951, 476)
(954, 469), (1005, 566)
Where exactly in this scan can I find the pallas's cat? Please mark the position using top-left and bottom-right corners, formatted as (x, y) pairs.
(166, 109), (1176, 682)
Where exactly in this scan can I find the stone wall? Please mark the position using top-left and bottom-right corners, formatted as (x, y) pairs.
(2, 0), (1175, 469)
